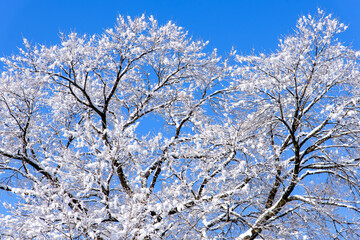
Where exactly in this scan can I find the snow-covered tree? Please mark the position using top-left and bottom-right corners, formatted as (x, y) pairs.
(1, 11), (360, 239)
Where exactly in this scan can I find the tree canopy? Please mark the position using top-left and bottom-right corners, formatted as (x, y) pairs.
(1, 10), (360, 239)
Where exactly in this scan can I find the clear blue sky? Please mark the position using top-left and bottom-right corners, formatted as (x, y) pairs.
(1, 0), (360, 215)
(1, 0), (360, 59)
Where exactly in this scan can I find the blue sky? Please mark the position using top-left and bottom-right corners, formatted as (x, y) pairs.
(1, 0), (360, 216)
(1, 0), (360, 59)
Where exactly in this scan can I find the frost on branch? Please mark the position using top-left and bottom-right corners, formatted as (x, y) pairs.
(1, 11), (360, 239)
